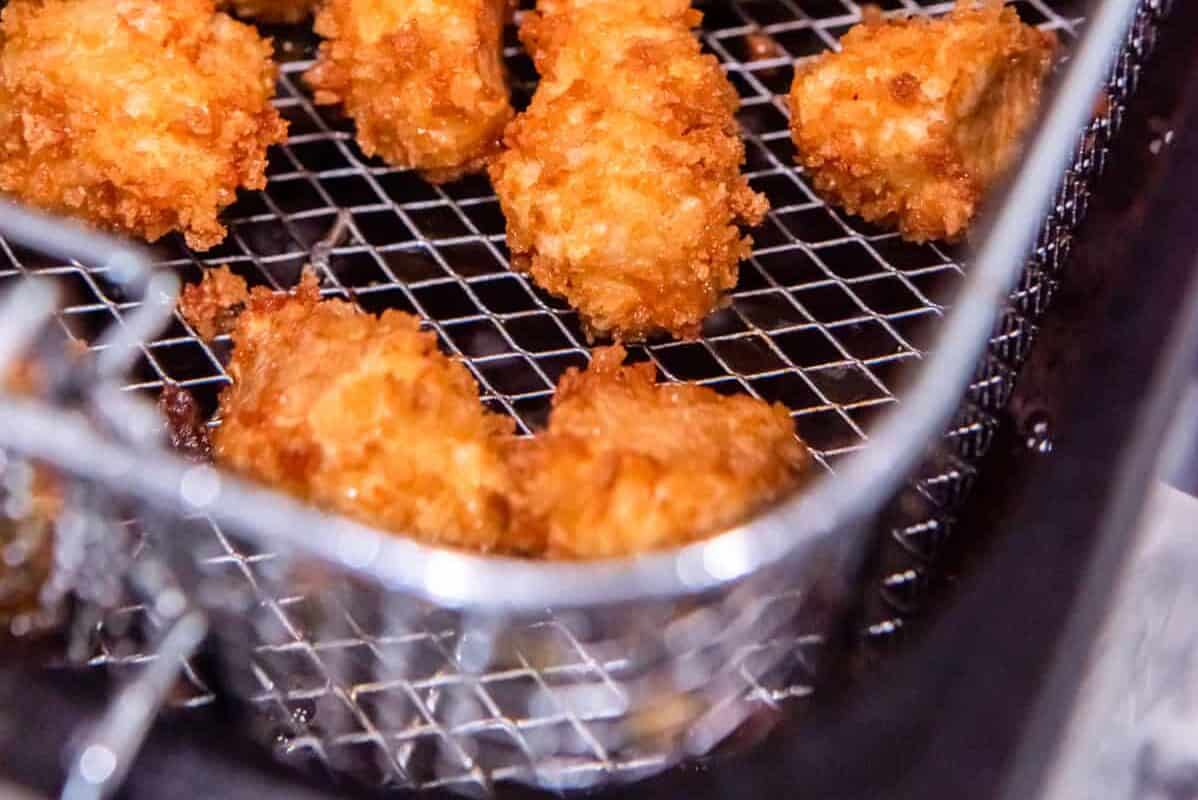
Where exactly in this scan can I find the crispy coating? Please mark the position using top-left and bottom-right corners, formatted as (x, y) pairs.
(489, 0), (768, 341)
(788, 2), (1056, 242)
(221, 0), (319, 23)
(195, 268), (528, 554)
(509, 346), (809, 559)
(0, 0), (287, 251)
(305, 0), (513, 182)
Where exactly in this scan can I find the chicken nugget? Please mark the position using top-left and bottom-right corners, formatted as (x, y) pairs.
(187, 268), (528, 554)
(305, 0), (513, 182)
(788, 2), (1056, 242)
(221, 0), (319, 23)
(489, 0), (768, 341)
(509, 346), (809, 559)
(0, 0), (287, 251)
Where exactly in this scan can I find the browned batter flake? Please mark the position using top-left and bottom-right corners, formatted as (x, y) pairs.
(179, 266), (250, 339)
(889, 72), (920, 104)
(159, 384), (213, 462)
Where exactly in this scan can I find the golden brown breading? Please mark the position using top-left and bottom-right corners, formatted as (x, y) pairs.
(489, 0), (768, 341)
(193, 268), (528, 554)
(221, 0), (319, 23)
(508, 346), (809, 559)
(0, 0), (287, 251)
(788, 2), (1056, 242)
(305, 0), (513, 182)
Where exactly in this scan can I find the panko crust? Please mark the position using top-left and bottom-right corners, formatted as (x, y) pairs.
(509, 346), (809, 559)
(489, 0), (768, 342)
(221, 0), (320, 23)
(305, 0), (513, 182)
(788, 2), (1056, 242)
(0, 0), (287, 250)
(193, 268), (527, 554)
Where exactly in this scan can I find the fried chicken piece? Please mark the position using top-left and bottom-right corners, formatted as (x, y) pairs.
(191, 268), (527, 553)
(0, 0), (287, 250)
(221, 0), (319, 23)
(305, 0), (513, 182)
(489, 0), (768, 341)
(509, 346), (809, 559)
(788, 2), (1056, 242)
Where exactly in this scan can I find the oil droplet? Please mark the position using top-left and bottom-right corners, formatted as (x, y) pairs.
(1023, 411), (1055, 454)
(290, 698), (316, 727)
(271, 727), (296, 756)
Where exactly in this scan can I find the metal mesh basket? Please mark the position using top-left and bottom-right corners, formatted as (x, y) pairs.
(0, 0), (1166, 795)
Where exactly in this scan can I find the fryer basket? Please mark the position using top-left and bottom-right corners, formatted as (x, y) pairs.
(0, 0), (1165, 794)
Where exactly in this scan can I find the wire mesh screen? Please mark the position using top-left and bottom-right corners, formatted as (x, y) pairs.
(0, 0), (1079, 468)
(0, 0), (1164, 794)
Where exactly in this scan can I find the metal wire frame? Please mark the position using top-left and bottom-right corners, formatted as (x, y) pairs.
(0, 0), (1156, 794)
